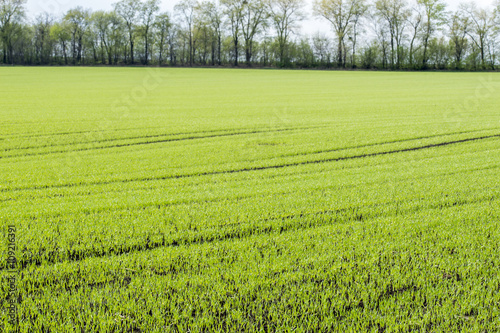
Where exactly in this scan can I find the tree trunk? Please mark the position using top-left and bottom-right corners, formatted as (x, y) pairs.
(422, 37), (429, 69)
(245, 40), (252, 66)
(337, 38), (343, 68)
(3, 40), (7, 64)
(390, 36), (394, 69)
(211, 39), (215, 66)
(218, 34), (221, 66)
(129, 29), (134, 64)
(189, 32), (193, 66)
(144, 27), (149, 65)
(234, 37), (238, 66)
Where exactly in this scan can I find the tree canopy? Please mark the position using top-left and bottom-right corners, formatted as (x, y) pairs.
(0, 0), (499, 70)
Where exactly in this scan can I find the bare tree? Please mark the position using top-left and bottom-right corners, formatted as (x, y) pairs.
(141, 0), (160, 64)
(268, 0), (306, 65)
(193, 8), (212, 64)
(375, 0), (410, 69)
(197, 1), (223, 65)
(64, 7), (91, 65)
(314, 0), (367, 68)
(370, 11), (391, 68)
(241, 0), (268, 65)
(155, 12), (172, 65)
(448, 10), (469, 69)
(348, 1), (368, 67)
(312, 32), (332, 66)
(33, 13), (54, 64)
(407, 3), (423, 68)
(167, 23), (179, 65)
(175, 0), (196, 66)
(92, 11), (114, 64)
(221, 0), (245, 66)
(461, 2), (495, 69)
(114, 0), (141, 64)
(418, 0), (447, 68)
(109, 13), (125, 64)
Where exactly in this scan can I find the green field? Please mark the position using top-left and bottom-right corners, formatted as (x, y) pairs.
(1, 68), (500, 332)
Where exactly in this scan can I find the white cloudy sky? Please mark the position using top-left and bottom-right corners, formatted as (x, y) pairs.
(26, 0), (496, 35)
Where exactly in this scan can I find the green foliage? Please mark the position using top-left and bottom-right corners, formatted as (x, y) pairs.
(1, 68), (500, 331)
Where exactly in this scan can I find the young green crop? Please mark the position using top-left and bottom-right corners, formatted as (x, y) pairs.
(0, 68), (499, 332)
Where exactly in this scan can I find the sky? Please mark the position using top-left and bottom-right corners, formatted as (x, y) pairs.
(26, 0), (497, 36)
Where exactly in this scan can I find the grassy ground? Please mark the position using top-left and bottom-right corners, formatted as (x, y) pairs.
(1, 68), (500, 332)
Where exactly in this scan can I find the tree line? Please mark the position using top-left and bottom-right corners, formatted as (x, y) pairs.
(0, 0), (499, 70)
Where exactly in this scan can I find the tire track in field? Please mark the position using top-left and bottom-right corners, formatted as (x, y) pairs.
(0, 124), (328, 153)
(6, 156), (498, 211)
(159, 133), (499, 181)
(274, 127), (500, 159)
(6, 203), (388, 270)
(6, 193), (497, 271)
(5, 124), (490, 154)
(0, 125), (326, 159)
(1, 125), (166, 140)
(2, 133), (498, 193)
(6, 161), (498, 227)
(0, 127), (237, 150)
(0, 129), (237, 152)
